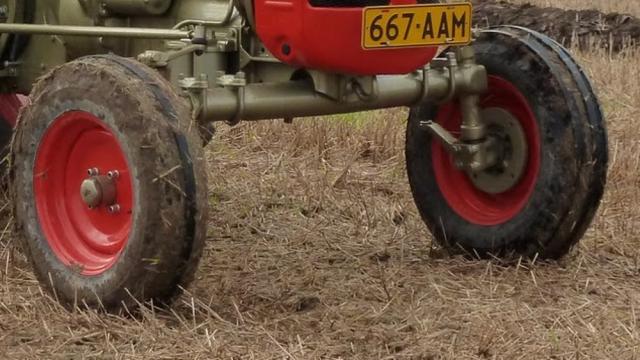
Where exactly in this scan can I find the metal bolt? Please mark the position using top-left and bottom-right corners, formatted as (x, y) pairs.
(87, 168), (99, 176)
(107, 170), (120, 179)
(107, 204), (121, 214)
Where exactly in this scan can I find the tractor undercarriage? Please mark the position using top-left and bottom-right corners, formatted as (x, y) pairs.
(0, 1), (608, 310)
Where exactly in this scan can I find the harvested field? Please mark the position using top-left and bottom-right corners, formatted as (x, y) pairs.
(473, 0), (640, 51)
(3, 1), (640, 359)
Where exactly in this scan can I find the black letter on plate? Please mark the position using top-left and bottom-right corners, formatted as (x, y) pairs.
(452, 12), (466, 38)
(437, 12), (449, 38)
(422, 13), (434, 39)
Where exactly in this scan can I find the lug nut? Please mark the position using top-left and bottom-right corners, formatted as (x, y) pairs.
(107, 170), (120, 179)
(107, 204), (121, 214)
(87, 168), (99, 176)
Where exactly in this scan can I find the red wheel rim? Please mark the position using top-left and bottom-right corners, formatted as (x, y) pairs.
(432, 76), (541, 226)
(34, 111), (133, 275)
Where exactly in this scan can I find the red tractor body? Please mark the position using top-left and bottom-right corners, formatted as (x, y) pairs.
(253, 0), (439, 75)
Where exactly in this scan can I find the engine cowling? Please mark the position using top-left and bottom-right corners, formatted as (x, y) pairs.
(252, 0), (440, 75)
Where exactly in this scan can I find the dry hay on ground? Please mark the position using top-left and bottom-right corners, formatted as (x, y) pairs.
(3, 1), (640, 359)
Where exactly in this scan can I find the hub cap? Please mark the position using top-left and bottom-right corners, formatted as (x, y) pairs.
(34, 111), (133, 275)
(80, 175), (117, 209)
(432, 76), (541, 226)
(468, 107), (528, 195)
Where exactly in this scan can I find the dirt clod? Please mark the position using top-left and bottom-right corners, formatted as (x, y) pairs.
(292, 295), (321, 312)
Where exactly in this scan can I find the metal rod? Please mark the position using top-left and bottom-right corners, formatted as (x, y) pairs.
(202, 75), (436, 122)
(0, 23), (191, 40)
(195, 55), (483, 123)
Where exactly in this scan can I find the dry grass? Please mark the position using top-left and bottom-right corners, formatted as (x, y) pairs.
(3, 1), (640, 359)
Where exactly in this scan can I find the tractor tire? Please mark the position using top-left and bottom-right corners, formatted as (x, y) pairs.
(406, 26), (608, 259)
(11, 55), (208, 310)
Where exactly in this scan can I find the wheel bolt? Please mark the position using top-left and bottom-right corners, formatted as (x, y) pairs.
(87, 168), (99, 176)
(107, 170), (120, 179)
(107, 204), (121, 214)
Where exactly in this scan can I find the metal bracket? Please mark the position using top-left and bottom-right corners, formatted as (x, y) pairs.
(419, 120), (498, 173)
(350, 76), (377, 102)
(216, 71), (247, 88)
(216, 71), (247, 126)
(179, 74), (210, 120)
(307, 71), (378, 102)
(137, 44), (205, 68)
(439, 52), (458, 104)
(418, 46), (496, 173)
(216, 28), (239, 52)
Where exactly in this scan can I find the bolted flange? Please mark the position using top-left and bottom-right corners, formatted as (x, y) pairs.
(468, 107), (528, 194)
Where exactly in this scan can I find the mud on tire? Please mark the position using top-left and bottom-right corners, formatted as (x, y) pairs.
(406, 26), (608, 259)
(11, 55), (208, 310)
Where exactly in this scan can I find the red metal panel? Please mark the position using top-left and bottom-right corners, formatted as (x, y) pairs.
(253, 0), (439, 75)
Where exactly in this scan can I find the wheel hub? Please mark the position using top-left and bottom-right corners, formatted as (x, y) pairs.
(430, 75), (541, 226)
(80, 174), (117, 209)
(468, 107), (528, 194)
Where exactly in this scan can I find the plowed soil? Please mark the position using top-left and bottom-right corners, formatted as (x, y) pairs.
(474, 0), (640, 51)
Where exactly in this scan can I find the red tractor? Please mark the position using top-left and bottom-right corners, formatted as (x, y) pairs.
(0, 0), (606, 310)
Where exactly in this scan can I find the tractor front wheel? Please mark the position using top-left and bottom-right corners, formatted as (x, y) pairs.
(11, 55), (208, 310)
(406, 26), (608, 259)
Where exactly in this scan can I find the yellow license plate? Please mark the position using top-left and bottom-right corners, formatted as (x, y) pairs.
(362, 3), (472, 49)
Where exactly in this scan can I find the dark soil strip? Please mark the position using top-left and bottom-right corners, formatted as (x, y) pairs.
(473, 0), (640, 51)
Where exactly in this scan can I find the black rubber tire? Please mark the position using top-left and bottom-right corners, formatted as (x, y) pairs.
(11, 55), (208, 310)
(406, 26), (608, 259)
